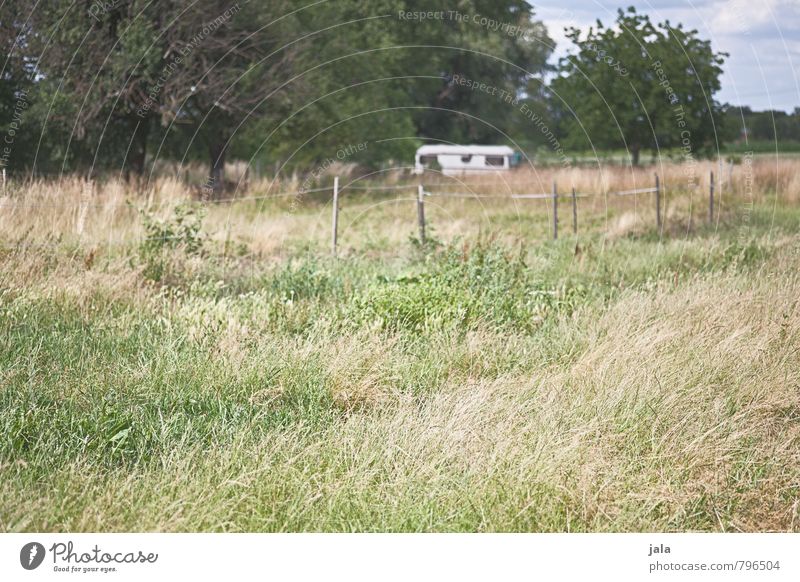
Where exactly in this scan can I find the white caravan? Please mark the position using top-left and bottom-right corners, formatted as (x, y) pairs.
(413, 145), (517, 176)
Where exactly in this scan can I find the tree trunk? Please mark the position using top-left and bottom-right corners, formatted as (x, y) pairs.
(630, 144), (641, 166)
(125, 117), (150, 181)
(208, 138), (227, 200)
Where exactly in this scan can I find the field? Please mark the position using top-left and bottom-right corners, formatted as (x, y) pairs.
(1, 159), (799, 532)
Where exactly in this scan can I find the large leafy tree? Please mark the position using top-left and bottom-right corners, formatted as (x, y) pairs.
(244, 0), (418, 174)
(254, 0), (553, 174)
(551, 7), (726, 165)
(26, 0), (300, 190)
(397, 0), (553, 146)
(0, 1), (44, 172)
(0, 2), (29, 128)
(10, 0), (553, 180)
(151, 0), (300, 194)
(25, 0), (165, 176)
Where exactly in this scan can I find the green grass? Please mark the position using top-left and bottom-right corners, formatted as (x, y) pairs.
(1, 199), (799, 532)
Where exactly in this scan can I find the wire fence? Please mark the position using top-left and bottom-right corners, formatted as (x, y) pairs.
(0, 169), (724, 254)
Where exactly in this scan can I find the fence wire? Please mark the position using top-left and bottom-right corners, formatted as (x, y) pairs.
(0, 171), (703, 251)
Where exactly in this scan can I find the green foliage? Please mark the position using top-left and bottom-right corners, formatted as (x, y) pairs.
(139, 203), (206, 281)
(4, 0), (553, 177)
(353, 242), (588, 333)
(719, 239), (767, 270)
(140, 203), (205, 255)
(552, 7), (726, 164)
(266, 260), (341, 302)
(355, 274), (476, 333)
(721, 105), (800, 152)
(393, 0), (554, 146)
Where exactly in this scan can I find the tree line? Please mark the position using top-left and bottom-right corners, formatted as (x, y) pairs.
(0, 1), (771, 195)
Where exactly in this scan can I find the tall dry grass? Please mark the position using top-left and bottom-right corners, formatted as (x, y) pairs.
(1, 158), (797, 256)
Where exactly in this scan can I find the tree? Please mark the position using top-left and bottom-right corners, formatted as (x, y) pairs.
(551, 7), (726, 165)
(24, 1), (301, 190)
(7, 1), (554, 180)
(25, 0), (167, 177)
(0, 1), (40, 173)
(151, 0), (300, 196)
(396, 0), (553, 146)
(277, 0), (553, 173)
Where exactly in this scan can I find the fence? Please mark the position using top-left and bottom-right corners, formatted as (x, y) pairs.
(0, 169), (722, 254)
(328, 171), (721, 255)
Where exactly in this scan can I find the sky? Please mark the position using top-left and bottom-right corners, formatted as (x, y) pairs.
(532, 0), (800, 113)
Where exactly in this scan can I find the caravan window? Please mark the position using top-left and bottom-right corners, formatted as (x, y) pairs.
(461, 155), (472, 163)
(419, 155), (438, 166)
(485, 156), (505, 167)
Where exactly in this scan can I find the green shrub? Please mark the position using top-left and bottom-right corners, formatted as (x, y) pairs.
(139, 203), (206, 282)
(354, 275), (476, 333)
(352, 241), (590, 333)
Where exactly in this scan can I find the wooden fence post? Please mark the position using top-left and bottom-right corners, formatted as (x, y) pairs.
(571, 187), (578, 235)
(655, 173), (661, 232)
(417, 184), (426, 245)
(552, 181), (558, 240)
(331, 176), (339, 256)
(709, 170), (715, 223)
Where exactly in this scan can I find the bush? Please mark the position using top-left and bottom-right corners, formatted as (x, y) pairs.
(352, 241), (589, 333)
(139, 203), (206, 282)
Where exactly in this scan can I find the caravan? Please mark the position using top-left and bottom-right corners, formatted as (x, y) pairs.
(413, 145), (518, 176)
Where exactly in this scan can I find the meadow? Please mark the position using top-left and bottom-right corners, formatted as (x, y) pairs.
(1, 158), (798, 532)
